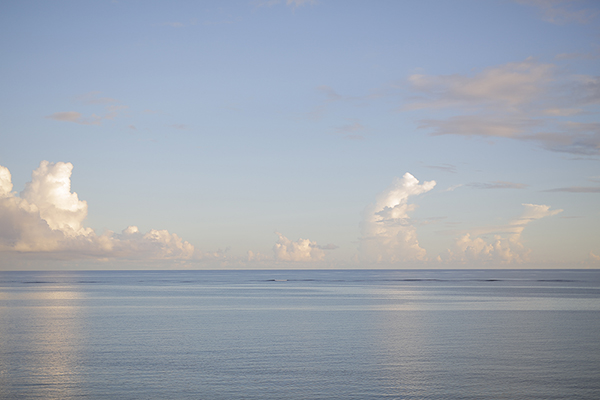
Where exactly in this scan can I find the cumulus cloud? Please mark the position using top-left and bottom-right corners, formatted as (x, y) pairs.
(20, 161), (90, 234)
(360, 173), (436, 263)
(441, 203), (562, 264)
(272, 232), (328, 262)
(408, 59), (600, 155)
(0, 161), (198, 261)
(247, 250), (271, 262)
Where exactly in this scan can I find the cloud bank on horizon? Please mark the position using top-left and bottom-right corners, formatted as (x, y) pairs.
(0, 162), (568, 268)
(0, 161), (337, 267)
(0, 161), (197, 261)
(442, 204), (563, 265)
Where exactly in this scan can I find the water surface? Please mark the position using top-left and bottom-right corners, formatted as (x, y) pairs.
(1, 269), (599, 399)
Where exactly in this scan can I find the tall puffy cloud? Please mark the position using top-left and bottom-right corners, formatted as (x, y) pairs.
(0, 161), (196, 261)
(442, 203), (562, 264)
(0, 166), (13, 197)
(273, 232), (326, 262)
(360, 173), (436, 263)
(20, 161), (90, 234)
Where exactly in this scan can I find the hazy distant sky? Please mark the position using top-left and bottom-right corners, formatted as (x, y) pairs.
(1, 0), (599, 269)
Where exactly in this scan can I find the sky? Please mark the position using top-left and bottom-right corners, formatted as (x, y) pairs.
(0, 0), (599, 270)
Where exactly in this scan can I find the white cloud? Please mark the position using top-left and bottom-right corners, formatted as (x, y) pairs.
(0, 166), (13, 197)
(247, 250), (271, 262)
(360, 173), (436, 263)
(408, 59), (600, 155)
(20, 161), (89, 234)
(442, 204), (562, 264)
(0, 161), (198, 261)
(107, 226), (195, 260)
(273, 232), (326, 262)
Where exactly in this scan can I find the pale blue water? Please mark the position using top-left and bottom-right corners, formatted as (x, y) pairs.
(1, 269), (599, 399)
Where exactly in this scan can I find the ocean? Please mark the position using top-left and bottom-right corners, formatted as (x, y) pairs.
(1, 269), (599, 399)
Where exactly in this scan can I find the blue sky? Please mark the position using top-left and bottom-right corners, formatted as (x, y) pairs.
(1, 0), (599, 269)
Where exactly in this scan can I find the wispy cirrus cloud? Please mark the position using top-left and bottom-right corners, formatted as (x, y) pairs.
(513, 0), (598, 25)
(255, 0), (317, 8)
(335, 120), (366, 140)
(407, 58), (600, 155)
(317, 85), (345, 102)
(442, 184), (463, 192)
(555, 48), (600, 60)
(544, 186), (600, 192)
(467, 181), (528, 189)
(76, 91), (119, 105)
(425, 164), (457, 173)
(46, 111), (102, 125)
(161, 21), (185, 28)
(46, 92), (129, 126)
(159, 19), (201, 28)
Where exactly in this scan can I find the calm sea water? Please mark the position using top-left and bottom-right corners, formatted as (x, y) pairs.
(1, 269), (599, 400)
